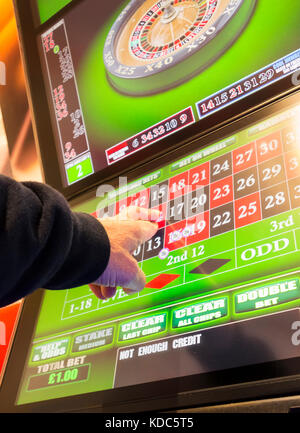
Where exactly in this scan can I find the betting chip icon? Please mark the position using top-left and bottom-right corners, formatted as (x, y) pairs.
(158, 248), (169, 260)
(145, 273), (180, 289)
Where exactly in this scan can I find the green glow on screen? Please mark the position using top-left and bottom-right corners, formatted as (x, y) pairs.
(37, 0), (73, 24)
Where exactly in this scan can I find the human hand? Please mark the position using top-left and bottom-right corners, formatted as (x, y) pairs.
(89, 206), (160, 300)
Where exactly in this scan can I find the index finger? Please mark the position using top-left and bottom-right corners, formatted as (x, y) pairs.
(132, 219), (159, 245)
(118, 206), (161, 222)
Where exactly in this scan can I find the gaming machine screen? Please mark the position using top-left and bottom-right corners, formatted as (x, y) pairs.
(36, 0), (300, 186)
(16, 96), (300, 406)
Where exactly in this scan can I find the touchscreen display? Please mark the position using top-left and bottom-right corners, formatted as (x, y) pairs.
(37, 0), (300, 186)
(16, 99), (300, 406)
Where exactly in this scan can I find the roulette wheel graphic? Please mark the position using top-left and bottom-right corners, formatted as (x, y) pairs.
(103, 0), (256, 96)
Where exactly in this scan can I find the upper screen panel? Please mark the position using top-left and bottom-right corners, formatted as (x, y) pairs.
(38, 0), (300, 186)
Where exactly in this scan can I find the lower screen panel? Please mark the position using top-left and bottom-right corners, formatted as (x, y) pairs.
(16, 97), (300, 407)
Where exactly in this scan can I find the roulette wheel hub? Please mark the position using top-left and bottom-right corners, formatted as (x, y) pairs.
(160, 0), (179, 23)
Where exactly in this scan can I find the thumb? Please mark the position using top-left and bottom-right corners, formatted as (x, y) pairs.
(123, 258), (147, 292)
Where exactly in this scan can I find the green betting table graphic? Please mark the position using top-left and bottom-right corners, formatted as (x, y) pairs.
(16, 102), (300, 406)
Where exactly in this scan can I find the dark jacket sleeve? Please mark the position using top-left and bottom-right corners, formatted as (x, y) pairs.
(0, 175), (110, 308)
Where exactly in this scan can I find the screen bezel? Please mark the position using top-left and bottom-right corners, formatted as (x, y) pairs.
(1, 90), (300, 413)
(0, 301), (23, 388)
(12, 0), (300, 201)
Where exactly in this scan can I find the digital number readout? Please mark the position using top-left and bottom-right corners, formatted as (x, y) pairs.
(106, 107), (195, 165)
(41, 20), (93, 184)
(197, 50), (300, 119)
(27, 364), (90, 391)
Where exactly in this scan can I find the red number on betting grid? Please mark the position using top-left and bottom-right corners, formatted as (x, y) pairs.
(285, 150), (300, 180)
(186, 211), (209, 245)
(169, 172), (189, 199)
(232, 141), (256, 174)
(130, 189), (149, 209)
(165, 220), (186, 251)
(256, 132), (283, 163)
(115, 197), (131, 215)
(210, 176), (233, 209)
(234, 192), (261, 228)
(189, 161), (210, 190)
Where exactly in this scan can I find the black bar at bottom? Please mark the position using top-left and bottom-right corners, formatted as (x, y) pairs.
(114, 309), (300, 388)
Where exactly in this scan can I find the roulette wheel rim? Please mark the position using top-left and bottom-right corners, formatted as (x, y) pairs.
(103, 0), (257, 96)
